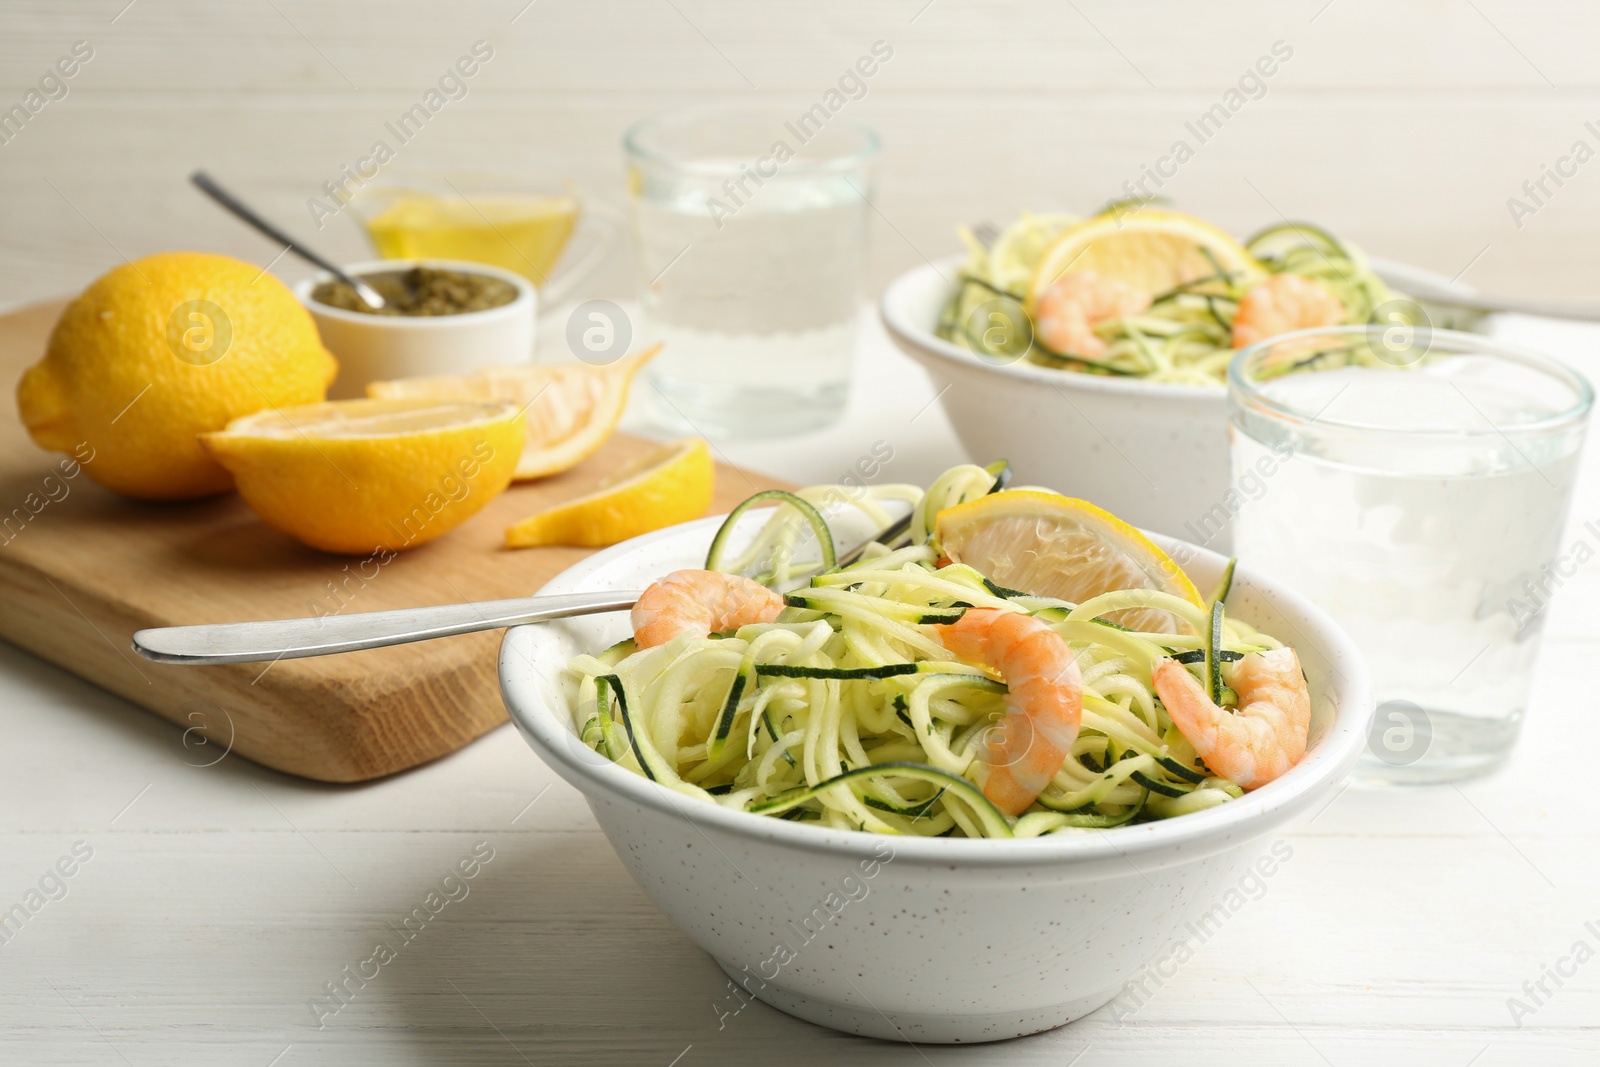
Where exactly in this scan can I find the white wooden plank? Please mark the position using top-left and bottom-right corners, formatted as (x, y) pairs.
(5, 1), (1600, 1061)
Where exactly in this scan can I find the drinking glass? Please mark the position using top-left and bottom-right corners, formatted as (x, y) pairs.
(624, 108), (880, 437)
(1228, 326), (1592, 783)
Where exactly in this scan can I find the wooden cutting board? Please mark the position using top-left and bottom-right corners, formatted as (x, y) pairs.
(0, 299), (785, 782)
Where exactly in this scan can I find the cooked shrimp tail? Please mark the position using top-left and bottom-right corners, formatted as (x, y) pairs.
(936, 608), (1083, 816)
(631, 569), (786, 648)
(1152, 647), (1310, 790)
(1231, 274), (1346, 349)
(1032, 270), (1152, 359)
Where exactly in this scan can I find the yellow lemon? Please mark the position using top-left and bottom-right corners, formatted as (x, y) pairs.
(367, 344), (660, 480)
(200, 399), (524, 554)
(506, 437), (713, 548)
(934, 490), (1203, 633)
(16, 252), (337, 500)
(1026, 208), (1265, 312)
(980, 211), (1081, 295)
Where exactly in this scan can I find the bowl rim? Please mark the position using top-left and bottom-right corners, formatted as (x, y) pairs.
(292, 258), (535, 329)
(499, 515), (1374, 870)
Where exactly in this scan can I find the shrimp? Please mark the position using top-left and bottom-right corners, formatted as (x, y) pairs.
(1231, 274), (1346, 349)
(1151, 647), (1311, 791)
(936, 608), (1082, 816)
(1031, 271), (1151, 359)
(631, 569), (785, 649)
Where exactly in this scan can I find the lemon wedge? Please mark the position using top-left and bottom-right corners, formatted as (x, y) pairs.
(1025, 208), (1265, 312)
(505, 437), (713, 548)
(366, 344), (660, 481)
(200, 398), (524, 554)
(975, 211), (1080, 295)
(934, 490), (1202, 633)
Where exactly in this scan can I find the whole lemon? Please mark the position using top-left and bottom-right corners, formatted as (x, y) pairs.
(16, 252), (337, 500)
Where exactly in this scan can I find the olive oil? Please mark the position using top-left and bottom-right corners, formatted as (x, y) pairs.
(362, 191), (578, 287)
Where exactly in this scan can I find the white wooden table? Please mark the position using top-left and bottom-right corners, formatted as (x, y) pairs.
(4, 312), (1600, 1066)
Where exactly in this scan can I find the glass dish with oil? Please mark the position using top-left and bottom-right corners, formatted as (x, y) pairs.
(348, 178), (617, 302)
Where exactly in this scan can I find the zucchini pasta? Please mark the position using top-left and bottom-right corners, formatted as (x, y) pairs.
(566, 466), (1303, 839)
(936, 205), (1411, 385)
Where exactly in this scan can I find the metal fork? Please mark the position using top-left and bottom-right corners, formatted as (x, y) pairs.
(132, 465), (1014, 667)
(133, 517), (918, 666)
(970, 215), (1600, 322)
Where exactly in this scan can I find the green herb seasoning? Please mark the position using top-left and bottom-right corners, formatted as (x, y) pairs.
(312, 267), (517, 316)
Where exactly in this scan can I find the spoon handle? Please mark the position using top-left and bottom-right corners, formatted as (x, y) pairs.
(190, 171), (380, 304)
(132, 590), (643, 665)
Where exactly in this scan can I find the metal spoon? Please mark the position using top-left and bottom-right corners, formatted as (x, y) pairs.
(190, 170), (386, 311)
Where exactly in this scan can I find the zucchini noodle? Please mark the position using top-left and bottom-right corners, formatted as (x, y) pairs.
(566, 468), (1294, 839)
(936, 205), (1414, 385)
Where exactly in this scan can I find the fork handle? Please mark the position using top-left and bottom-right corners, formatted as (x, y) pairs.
(132, 590), (643, 665)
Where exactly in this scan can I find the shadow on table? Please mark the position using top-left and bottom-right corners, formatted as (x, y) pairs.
(361, 834), (1011, 1067)
(0, 640), (363, 801)
(0, 642), (1068, 1063)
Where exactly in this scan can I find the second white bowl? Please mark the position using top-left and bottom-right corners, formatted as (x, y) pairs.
(879, 253), (1492, 552)
(881, 255), (1231, 548)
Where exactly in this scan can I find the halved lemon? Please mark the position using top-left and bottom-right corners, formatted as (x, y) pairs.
(200, 398), (524, 554)
(934, 490), (1202, 633)
(506, 437), (713, 548)
(366, 344), (660, 481)
(1025, 208), (1265, 311)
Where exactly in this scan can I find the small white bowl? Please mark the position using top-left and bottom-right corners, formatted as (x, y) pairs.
(295, 259), (536, 399)
(499, 513), (1373, 1044)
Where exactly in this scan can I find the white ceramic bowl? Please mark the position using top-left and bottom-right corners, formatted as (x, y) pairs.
(881, 254), (1229, 548)
(295, 259), (535, 399)
(880, 254), (1489, 552)
(499, 514), (1373, 1044)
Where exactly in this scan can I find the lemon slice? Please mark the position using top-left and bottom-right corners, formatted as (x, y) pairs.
(1025, 208), (1265, 312)
(978, 211), (1081, 295)
(200, 398), (524, 554)
(505, 437), (713, 548)
(366, 344), (660, 481)
(934, 490), (1202, 633)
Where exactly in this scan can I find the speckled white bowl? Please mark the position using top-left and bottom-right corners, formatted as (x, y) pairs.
(499, 515), (1372, 1043)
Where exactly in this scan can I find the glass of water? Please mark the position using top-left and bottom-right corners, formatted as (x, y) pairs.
(1228, 326), (1591, 783)
(624, 108), (880, 437)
